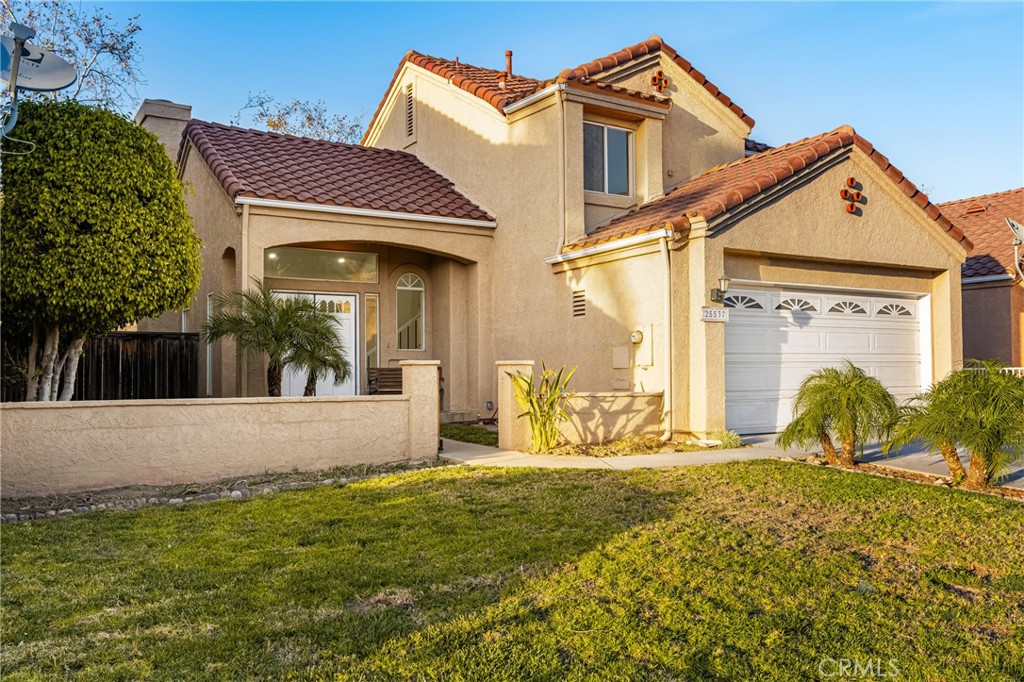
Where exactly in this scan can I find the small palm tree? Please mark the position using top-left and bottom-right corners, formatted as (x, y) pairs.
(288, 310), (352, 396)
(777, 361), (898, 468)
(940, 361), (1024, 489)
(885, 386), (967, 485)
(202, 278), (347, 397)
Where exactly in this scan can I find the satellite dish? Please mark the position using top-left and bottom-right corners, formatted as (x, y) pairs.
(1, 34), (76, 92)
(1008, 218), (1024, 244)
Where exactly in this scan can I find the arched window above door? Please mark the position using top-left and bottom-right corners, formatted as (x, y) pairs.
(397, 273), (424, 350)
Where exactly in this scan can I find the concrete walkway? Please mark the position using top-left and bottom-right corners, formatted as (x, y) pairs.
(440, 436), (1024, 489)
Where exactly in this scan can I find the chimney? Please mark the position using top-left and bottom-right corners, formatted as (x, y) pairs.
(505, 49), (512, 76)
(134, 99), (192, 162)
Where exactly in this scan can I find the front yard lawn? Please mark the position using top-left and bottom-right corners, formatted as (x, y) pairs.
(2, 461), (1022, 680)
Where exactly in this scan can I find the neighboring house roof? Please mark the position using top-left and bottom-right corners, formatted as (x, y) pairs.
(364, 35), (743, 144)
(180, 120), (494, 223)
(565, 125), (972, 253)
(940, 188), (1024, 279)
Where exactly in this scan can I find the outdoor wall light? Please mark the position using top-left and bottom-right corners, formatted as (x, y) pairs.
(710, 276), (731, 303)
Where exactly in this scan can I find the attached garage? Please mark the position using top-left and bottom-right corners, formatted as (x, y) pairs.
(724, 285), (928, 434)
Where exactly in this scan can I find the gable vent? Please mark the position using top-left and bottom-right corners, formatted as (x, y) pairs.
(572, 290), (587, 317)
(404, 83), (415, 138)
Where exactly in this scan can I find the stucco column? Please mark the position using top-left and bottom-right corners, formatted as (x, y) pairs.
(401, 360), (440, 460)
(497, 361), (534, 452)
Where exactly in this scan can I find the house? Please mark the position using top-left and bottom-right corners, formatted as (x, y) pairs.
(137, 35), (971, 436)
(939, 188), (1024, 365)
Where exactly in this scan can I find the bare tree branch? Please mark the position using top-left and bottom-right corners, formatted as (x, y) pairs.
(231, 91), (364, 143)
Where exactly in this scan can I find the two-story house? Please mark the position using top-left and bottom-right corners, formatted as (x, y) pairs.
(138, 36), (971, 436)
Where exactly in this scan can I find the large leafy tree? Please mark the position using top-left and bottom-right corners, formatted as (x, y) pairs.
(1, 100), (201, 401)
(777, 361), (899, 468)
(203, 279), (349, 397)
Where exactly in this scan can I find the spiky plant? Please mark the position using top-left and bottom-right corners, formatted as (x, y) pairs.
(776, 361), (898, 467)
(202, 278), (346, 397)
(508, 362), (577, 454)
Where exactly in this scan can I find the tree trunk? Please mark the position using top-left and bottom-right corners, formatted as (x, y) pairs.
(303, 371), (317, 396)
(58, 338), (86, 401)
(939, 441), (966, 486)
(820, 434), (840, 466)
(267, 362), (282, 397)
(37, 326), (60, 402)
(964, 451), (990, 490)
(838, 435), (857, 468)
(50, 345), (70, 401)
(25, 322), (41, 402)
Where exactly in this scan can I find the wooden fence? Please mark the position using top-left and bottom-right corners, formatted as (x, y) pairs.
(2, 332), (198, 402)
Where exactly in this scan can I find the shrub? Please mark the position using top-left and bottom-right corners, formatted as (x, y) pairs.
(508, 362), (576, 453)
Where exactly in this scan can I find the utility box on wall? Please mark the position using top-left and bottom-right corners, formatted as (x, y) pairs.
(633, 324), (654, 368)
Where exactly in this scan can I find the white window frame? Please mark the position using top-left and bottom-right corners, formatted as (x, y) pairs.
(396, 272), (426, 352)
(583, 121), (634, 197)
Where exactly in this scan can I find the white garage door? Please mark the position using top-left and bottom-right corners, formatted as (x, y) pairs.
(724, 287), (926, 435)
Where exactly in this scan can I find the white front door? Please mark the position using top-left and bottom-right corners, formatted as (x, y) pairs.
(724, 286), (925, 435)
(279, 292), (358, 397)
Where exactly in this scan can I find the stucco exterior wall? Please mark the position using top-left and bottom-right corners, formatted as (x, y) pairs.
(676, 149), (966, 434)
(607, 54), (747, 186)
(560, 392), (664, 443)
(963, 281), (1023, 365)
(1, 362), (439, 497)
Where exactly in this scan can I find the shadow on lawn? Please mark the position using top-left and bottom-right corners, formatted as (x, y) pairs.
(0, 467), (679, 679)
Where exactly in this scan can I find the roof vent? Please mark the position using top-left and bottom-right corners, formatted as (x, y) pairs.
(966, 203), (987, 215)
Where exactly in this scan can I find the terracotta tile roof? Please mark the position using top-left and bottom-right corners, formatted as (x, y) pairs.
(181, 120), (494, 223)
(364, 36), (732, 144)
(939, 188), (1023, 278)
(565, 125), (972, 253)
(559, 35), (755, 129)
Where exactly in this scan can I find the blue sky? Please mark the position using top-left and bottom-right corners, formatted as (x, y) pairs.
(102, 1), (1021, 202)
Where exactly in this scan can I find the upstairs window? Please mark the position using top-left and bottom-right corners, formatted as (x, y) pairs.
(397, 273), (425, 350)
(584, 122), (631, 196)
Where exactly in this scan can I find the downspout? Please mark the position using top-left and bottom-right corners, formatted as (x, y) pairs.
(556, 86), (567, 252)
(239, 202), (250, 396)
(659, 234), (674, 441)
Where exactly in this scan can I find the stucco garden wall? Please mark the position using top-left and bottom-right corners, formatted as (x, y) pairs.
(1, 362), (439, 497)
(962, 282), (1023, 366)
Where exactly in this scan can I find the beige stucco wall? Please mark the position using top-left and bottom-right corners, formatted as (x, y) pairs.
(560, 392), (664, 443)
(606, 53), (747, 186)
(962, 281), (1023, 365)
(0, 362), (439, 497)
(677, 149), (966, 434)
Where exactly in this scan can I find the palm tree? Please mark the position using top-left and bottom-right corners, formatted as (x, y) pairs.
(776, 361), (898, 468)
(202, 278), (347, 397)
(885, 385), (967, 485)
(288, 309), (352, 396)
(943, 361), (1024, 489)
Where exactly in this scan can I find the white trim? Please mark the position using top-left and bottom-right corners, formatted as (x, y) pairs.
(545, 229), (674, 264)
(206, 293), (213, 397)
(727, 278), (930, 300)
(918, 293), (933, 391)
(503, 83), (564, 113)
(235, 196), (497, 229)
(961, 273), (1014, 284)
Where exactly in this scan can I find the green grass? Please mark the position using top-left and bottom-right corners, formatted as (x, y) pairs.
(440, 423), (498, 447)
(2, 462), (1023, 680)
